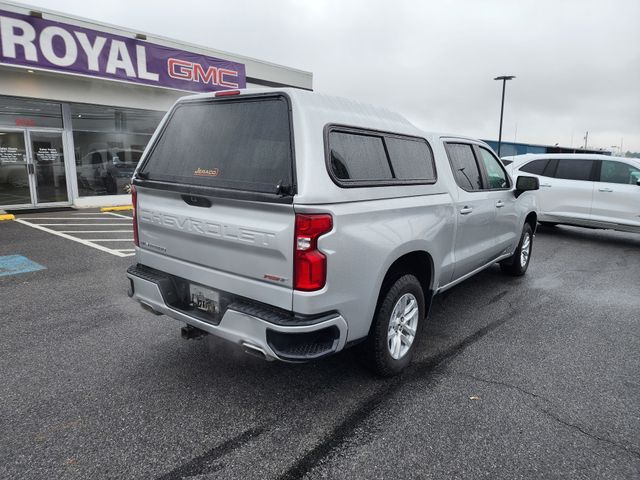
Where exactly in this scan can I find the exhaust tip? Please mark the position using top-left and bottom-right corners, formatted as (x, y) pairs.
(140, 301), (163, 316)
(241, 342), (269, 360)
(181, 325), (208, 340)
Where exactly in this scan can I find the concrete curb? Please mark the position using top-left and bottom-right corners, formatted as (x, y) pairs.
(0, 214), (16, 221)
(100, 205), (133, 212)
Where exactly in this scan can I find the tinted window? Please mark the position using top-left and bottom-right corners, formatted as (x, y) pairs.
(599, 160), (640, 185)
(478, 147), (509, 189)
(446, 143), (482, 191)
(329, 132), (392, 181)
(554, 159), (594, 181)
(520, 159), (549, 175)
(71, 103), (164, 197)
(141, 97), (292, 194)
(385, 137), (436, 181)
(0, 96), (62, 128)
(71, 103), (163, 134)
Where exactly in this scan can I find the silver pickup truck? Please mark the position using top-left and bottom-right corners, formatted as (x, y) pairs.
(127, 88), (539, 376)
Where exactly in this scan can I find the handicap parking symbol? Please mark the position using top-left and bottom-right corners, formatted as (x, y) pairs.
(0, 255), (46, 277)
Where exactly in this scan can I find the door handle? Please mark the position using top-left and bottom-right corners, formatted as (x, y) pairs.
(27, 164), (35, 175)
(495, 200), (505, 208)
(598, 188), (613, 192)
(540, 183), (551, 187)
(460, 206), (473, 215)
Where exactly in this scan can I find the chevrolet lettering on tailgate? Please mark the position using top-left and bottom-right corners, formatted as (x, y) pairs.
(138, 209), (277, 247)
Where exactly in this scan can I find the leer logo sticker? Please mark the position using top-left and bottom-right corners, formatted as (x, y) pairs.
(194, 167), (219, 177)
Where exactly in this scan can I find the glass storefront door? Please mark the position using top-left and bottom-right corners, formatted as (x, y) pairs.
(0, 129), (69, 208)
(0, 130), (31, 207)
(29, 131), (69, 204)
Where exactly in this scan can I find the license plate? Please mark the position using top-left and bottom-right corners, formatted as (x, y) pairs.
(189, 284), (220, 316)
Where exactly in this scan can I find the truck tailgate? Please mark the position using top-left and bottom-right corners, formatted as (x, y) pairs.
(136, 186), (295, 310)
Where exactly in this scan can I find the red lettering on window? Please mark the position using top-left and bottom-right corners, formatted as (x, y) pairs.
(15, 118), (36, 127)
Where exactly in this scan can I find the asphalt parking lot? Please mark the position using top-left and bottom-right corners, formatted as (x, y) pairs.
(1, 215), (638, 479)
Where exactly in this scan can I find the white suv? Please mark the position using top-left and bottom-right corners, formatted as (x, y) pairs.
(507, 154), (640, 233)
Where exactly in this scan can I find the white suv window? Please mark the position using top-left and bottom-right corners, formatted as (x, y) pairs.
(599, 160), (640, 185)
(554, 159), (594, 181)
(520, 159), (549, 175)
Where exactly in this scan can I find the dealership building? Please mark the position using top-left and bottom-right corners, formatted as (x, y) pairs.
(0, 1), (312, 210)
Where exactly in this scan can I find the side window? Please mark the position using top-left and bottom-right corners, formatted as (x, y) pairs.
(478, 147), (509, 189)
(555, 159), (594, 181)
(328, 131), (392, 181)
(385, 137), (436, 181)
(445, 143), (483, 191)
(599, 160), (640, 185)
(520, 159), (549, 175)
(326, 128), (438, 186)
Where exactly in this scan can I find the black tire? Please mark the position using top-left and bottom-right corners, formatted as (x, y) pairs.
(500, 223), (533, 276)
(362, 274), (425, 377)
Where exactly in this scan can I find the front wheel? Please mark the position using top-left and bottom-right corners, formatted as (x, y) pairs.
(500, 223), (533, 276)
(363, 274), (425, 377)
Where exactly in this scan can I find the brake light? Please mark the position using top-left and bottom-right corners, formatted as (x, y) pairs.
(294, 213), (333, 291)
(131, 185), (139, 247)
(215, 90), (241, 97)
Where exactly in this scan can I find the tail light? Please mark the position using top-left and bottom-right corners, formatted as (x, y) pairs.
(294, 213), (332, 291)
(131, 185), (139, 247)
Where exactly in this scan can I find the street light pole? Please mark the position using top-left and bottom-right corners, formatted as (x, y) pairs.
(494, 75), (515, 157)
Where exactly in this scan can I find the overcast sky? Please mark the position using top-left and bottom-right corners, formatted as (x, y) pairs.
(17, 0), (640, 152)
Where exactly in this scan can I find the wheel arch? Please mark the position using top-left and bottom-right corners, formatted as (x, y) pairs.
(375, 250), (435, 318)
(525, 211), (538, 234)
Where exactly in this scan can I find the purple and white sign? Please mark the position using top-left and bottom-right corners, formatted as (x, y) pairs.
(0, 9), (246, 92)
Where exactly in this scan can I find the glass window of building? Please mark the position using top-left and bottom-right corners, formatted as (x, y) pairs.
(0, 97), (63, 128)
(70, 103), (164, 197)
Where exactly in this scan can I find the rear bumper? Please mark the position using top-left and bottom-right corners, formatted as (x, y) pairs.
(126, 265), (348, 362)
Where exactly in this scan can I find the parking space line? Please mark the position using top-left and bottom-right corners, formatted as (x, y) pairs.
(14, 219), (134, 258)
(58, 230), (132, 233)
(88, 239), (134, 242)
(14, 217), (121, 220)
(106, 212), (133, 219)
(32, 223), (131, 226)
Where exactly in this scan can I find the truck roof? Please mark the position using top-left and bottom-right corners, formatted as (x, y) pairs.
(177, 87), (454, 140)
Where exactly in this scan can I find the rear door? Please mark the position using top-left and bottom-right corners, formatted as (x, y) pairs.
(133, 94), (296, 309)
(591, 159), (640, 231)
(541, 158), (596, 221)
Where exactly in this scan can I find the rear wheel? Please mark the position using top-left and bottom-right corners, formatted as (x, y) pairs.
(500, 223), (533, 276)
(363, 274), (425, 377)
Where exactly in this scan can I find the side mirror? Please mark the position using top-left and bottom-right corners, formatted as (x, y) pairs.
(515, 175), (539, 197)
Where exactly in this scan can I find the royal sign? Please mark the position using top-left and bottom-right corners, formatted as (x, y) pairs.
(0, 9), (246, 92)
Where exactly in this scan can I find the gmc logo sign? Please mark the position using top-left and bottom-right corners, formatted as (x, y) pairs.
(168, 58), (240, 88)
